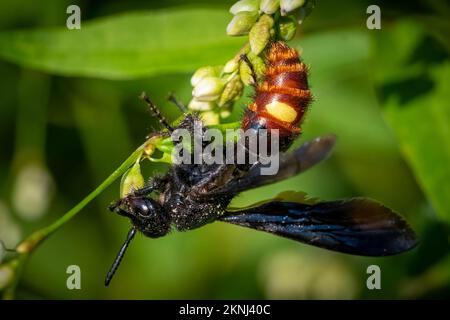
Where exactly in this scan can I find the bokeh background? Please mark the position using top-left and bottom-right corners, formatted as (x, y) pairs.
(0, 0), (449, 299)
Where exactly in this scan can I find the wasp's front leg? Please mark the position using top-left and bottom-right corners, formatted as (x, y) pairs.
(108, 175), (167, 212)
(131, 175), (168, 197)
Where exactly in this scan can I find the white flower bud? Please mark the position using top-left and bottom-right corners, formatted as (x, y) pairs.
(223, 58), (239, 74)
(200, 111), (220, 125)
(192, 77), (225, 102)
(188, 99), (215, 111)
(191, 66), (220, 87)
(230, 0), (260, 14)
(226, 11), (259, 36)
(260, 0), (280, 14)
(12, 164), (54, 221)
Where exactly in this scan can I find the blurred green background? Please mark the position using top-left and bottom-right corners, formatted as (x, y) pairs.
(0, 0), (449, 299)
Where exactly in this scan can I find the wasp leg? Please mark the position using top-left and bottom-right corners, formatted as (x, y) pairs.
(131, 175), (167, 197)
(108, 176), (167, 212)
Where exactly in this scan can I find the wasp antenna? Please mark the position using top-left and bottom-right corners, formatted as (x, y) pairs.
(105, 226), (137, 286)
(140, 92), (174, 132)
(239, 54), (258, 85)
(167, 92), (187, 113)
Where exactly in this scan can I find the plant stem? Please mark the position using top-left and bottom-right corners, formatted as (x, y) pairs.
(17, 146), (144, 253)
(2, 145), (144, 299)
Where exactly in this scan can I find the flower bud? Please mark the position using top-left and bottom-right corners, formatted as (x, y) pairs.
(191, 66), (220, 87)
(249, 14), (274, 55)
(188, 99), (215, 111)
(120, 160), (144, 198)
(218, 75), (244, 107)
(240, 59), (254, 86)
(200, 111), (220, 125)
(230, 0), (261, 14)
(280, 0), (305, 16)
(223, 58), (239, 74)
(192, 77), (226, 101)
(260, 0), (280, 14)
(240, 54), (265, 86)
(252, 54), (266, 81)
(278, 15), (297, 40)
(227, 11), (259, 36)
(12, 164), (54, 221)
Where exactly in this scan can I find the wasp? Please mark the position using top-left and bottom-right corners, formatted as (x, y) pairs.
(105, 42), (418, 286)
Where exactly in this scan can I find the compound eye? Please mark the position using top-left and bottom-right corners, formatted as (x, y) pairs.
(131, 198), (154, 218)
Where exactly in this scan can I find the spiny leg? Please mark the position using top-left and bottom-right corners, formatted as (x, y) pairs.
(108, 176), (167, 211)
(140, 92), (174, 132)
(131, 176), (167, 197)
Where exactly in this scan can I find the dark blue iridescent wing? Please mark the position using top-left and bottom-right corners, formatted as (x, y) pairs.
(220, 198), (418, 256)
(194, 134), (336, 199)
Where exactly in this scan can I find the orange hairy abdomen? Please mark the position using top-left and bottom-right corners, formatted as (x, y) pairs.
(242, 42), (312, 144)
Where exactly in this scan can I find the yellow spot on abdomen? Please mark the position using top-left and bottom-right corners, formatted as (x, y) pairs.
(265, 101), (297, 123)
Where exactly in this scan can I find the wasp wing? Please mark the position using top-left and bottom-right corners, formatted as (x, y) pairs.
(220, 198), (418, 256)
(194, 134), (336, 199)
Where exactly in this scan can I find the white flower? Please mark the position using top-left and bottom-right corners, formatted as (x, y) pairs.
(230, 0), (260, 15)
(192, 77), (225, 101)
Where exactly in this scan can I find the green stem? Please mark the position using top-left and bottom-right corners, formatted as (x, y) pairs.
(2, 253), (28, 300)
(17, 146), (144, 254)
(2, 146), (144, 299)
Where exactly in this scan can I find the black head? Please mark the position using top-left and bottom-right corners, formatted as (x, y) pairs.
(110, 195), (170, 238)
(105, 196), (170, 286)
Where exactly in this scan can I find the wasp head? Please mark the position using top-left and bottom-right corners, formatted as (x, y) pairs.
(109, 195), (170, 238)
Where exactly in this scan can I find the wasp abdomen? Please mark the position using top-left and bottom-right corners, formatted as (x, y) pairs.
(243, 42), (312, 146)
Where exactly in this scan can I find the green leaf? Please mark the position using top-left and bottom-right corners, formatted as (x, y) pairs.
(0, 9), (245, 79)
(373, 21), (450, 222)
